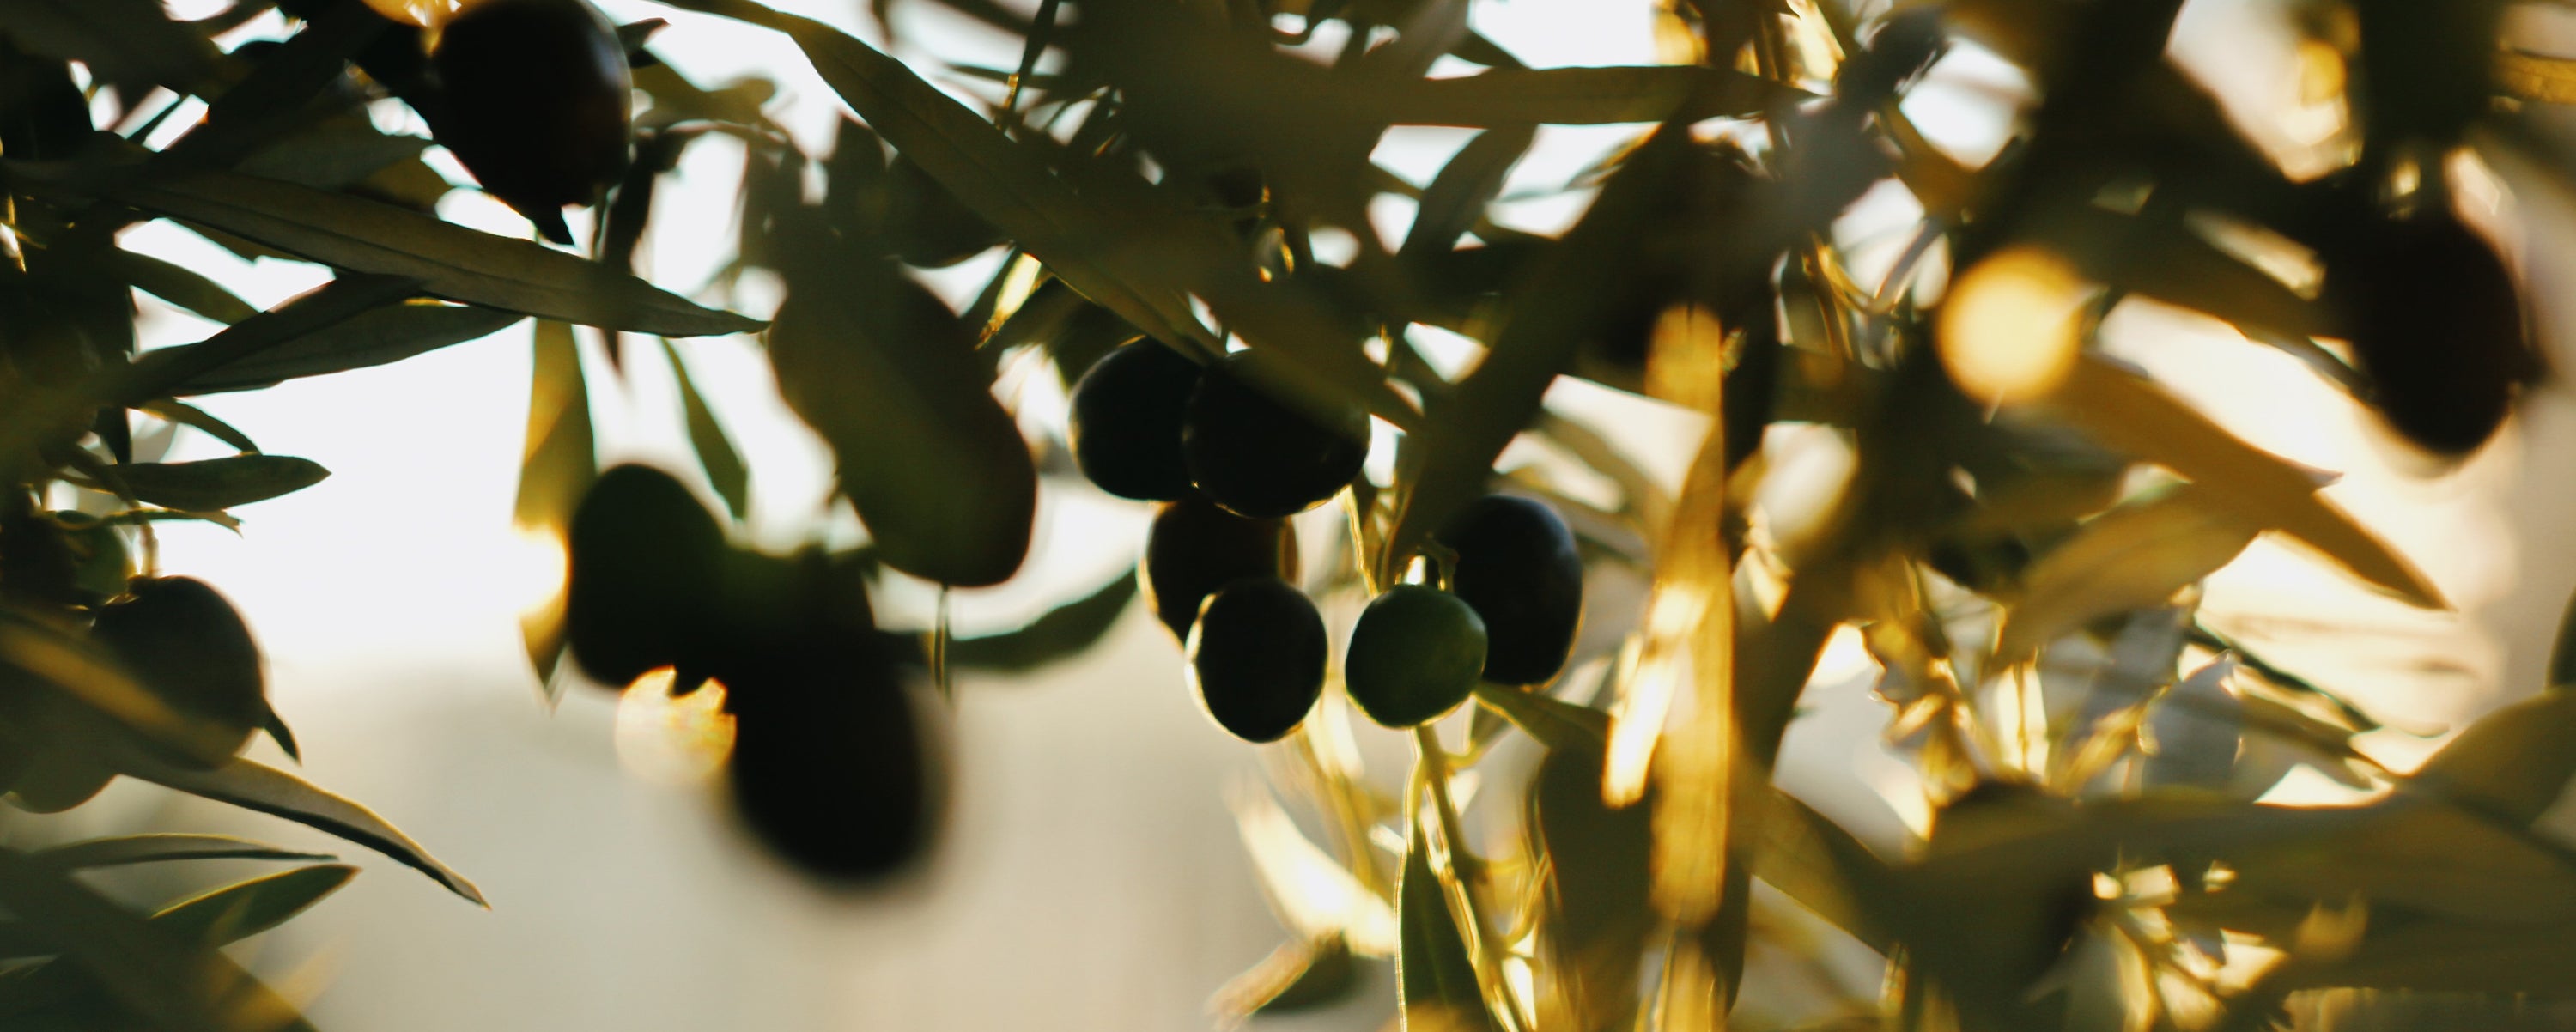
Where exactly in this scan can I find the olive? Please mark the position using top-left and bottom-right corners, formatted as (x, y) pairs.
(1436, 495), (1583, 686)
(1186, 577), (1326, 743)
(2325, 209), (2533, 456)
(1181, 351), (1370, 519)
(0, 511), (81, 610)
(696, 547), (878, 686)
(884, 155), (1004, 267)
(725, 652), (939, 883)
(1344, 585), (1488, 728)
(90, 576), (266, 765)
(1068, 341), (1201, 501)
(768, 265), (1036, 588)
(1141, 496), (1299, 642)
(0, 42), (94, 161)
(430, 0), (632, 243)
(565, 464), (726, 689)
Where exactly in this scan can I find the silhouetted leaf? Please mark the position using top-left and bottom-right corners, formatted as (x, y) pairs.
(151, 865), (355, 946)
(946, 568), (1136, 673)
(112, 750), (486, 906)
(1399, 819), (1494, 1032)
(0, 0), (216, 99)
(119, 272), (425, 406)
(515, 320), (594, 696)
(31, 835), (333, 871)
(659, 338), (748, 522)
(168, 302), (526, 394)
(1995, 484), (2258, 660)
(100, 250), (258, 325)
(0, 846), (315, 1032)
(1402, 124), (1534, 259)
(1469, 682), (1607, 754)
(106, 455), (327, 512)
(137, 399), (258, 455)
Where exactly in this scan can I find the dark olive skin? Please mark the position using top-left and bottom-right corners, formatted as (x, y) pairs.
(89, 577), (267, 765)
(884, 155), (1004, 267)
(430, 0), (632, 243)
(725, 650), (939, 883)
(565, 464), (726, 689)
(1436, 495), (1583, 686)
(1141, 496), (1299, 642)
(1069, 341), (1202, 501)
(0, 43), (93, 161)
(1186, 577), (1326, 743)
(1181, 351), (1371, 519)
(2325, 209), (2533, 456)
(1344, 585), (1488, 728)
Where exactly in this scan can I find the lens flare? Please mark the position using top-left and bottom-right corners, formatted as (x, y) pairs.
(1936, 246), (2093, 404)
(614, 669), (737, 786)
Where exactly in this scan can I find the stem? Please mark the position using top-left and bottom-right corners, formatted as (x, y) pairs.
(1291, 723), (1386, 898)
(1413, 723), (1531, 1032)
(932, 586), (952, 702)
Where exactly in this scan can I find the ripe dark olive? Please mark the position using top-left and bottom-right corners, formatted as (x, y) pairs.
(1069, 341), (1201, 501)
(1181, 351), (1371, 519)
(90, 576), (266, 765)
(1186, 577), (1326, 743)
(1436, 495), (1583, 686)
(565, 464), (726, 689)
(430, 0), (632, 243)
(0, 44), (93, 161)
(726, 656), (939, 883)
(884, 155), (1004, 267)
(2326, 209), (2533, 456)
(1141, 496), (1299, 642)
(1344, 585), (1487, 728)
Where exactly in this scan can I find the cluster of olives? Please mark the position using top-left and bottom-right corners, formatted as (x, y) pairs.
(563, 465), (937, 883)
(0, 510), (276, 810)
(1068, 342), (1583, 740)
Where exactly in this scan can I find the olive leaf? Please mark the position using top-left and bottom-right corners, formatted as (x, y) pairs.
(30, 835), (335, 871)
(2410, 689), (2576, 827)
(0, 0), (217, 99)
(1402, 124), (1536, 260)
(943, 569), (1137, 674)
(8, 166), (762, 337)
(104, 455), (329, 513)
(659, 338), (749, 522)
(1398, 818), (1496, 1032)
(137, 399), (259, 455)
(1992, 483), (2258, 661)
(111, 749), (487, 907)
(0, 846), (317, 1032)
(515, 320), (595, 697)
(151, 865), (357, 947)
(167, 302), (526, 395)
(98, 249), (258, 325)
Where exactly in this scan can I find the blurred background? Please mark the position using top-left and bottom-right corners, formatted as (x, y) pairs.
(14, 0), (2576, 1028)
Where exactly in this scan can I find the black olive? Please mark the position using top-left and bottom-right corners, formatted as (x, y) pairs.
(1069, 340), (1202, 501)
(89, 576), (266, 764)
(2325, 209), (2533, 456)
(1186, 577), (1325, 743)
(1141, 496), (1299, 642)
(725, 652), (939, 883)
(1181, 351), (1371, 519)
(884, 155), (1004, 267)
(429, 0), (632, 243)
(1343, 584), (1487, 728)
(565, 464), (726, 689)
(1436, 495), (1583, 686)
(0, 42), (94, 161)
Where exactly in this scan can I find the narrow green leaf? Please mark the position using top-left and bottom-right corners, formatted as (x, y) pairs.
(100, 250), (258, 325)
(515, 320), (595, 696)
(137, 399), (258, 455)
(2412, 689), (2576, 826)
(105, 455), (328, 512)
(0, 0), (216, 97)
(118, 273), (425, 407)
(1402, 124), (1535, 259)
(659, 338), (750, 521)
(111, 750), (486, 906)
(169, 302), (525, 395)
(0, 846), (316, 1032)
(9, 166), (762, 337)
(1469, 682), (1607, 753)
(1387, 65), (1796, 126)
(946, 568), (1136, 673)
(1398, 819), (1495, 1032)
(151, 865), (357, 947)
(1994, 484), (2259, 660)
(32, 835), (333, 871)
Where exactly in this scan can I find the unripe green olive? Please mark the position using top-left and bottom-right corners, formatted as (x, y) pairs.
(1068, 340), (1201, 501)
(565, 464), (726, 689)
(1181, 351), (1370, 519)
(725, 652), (940, 883)
(1436, 495), (1582, 686)
(89, 576), (266, 766)
(884, 155), (1005, 267)
(1187, 577), (1325, 743)
(1344, 584), (1487, 728)
(1141, 496), (1299, 642)
(429, 0), (632, 241)
(2324, 209), (2533, 456)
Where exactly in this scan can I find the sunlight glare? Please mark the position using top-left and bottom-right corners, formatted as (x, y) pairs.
(1936, 245), (2091, 404)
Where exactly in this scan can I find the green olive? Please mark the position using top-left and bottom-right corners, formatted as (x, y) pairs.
(1069, 341), (1201, 501)
(1141, 496), (1299, 642)
(1343, 585), (1487, 728)
(884, 155), (1005, 267)
(1436, 495), (1583, 686)
(1180, 351), (1370, 519)
(429, 0), (632, 242)
(89, 576), (266, 765)
(2325, 209), (2532, 456)
(565, 464), (726, 689)
(725, 650), (939, 883)
(1187, 577), (1325, 743)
